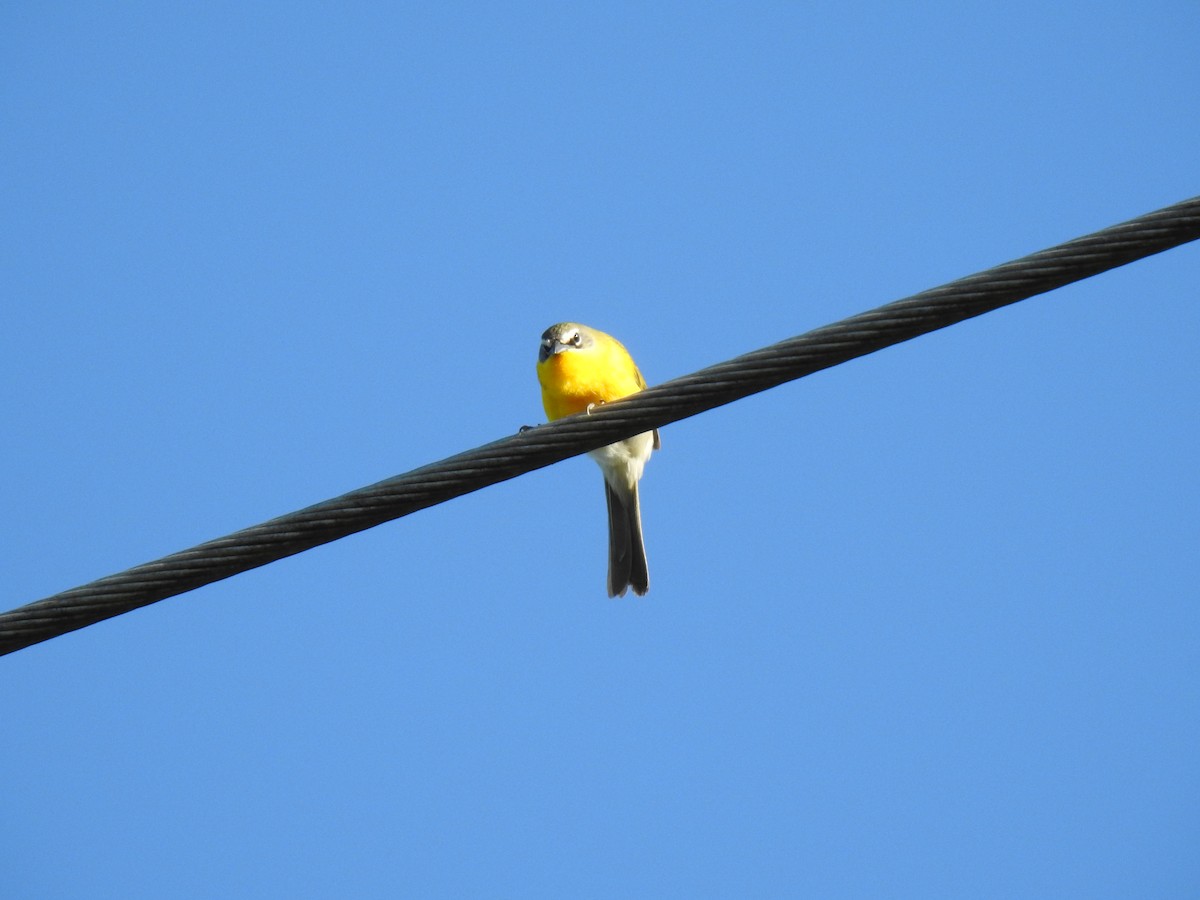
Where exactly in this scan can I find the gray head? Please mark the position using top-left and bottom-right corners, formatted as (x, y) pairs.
(538, 322), (598, 363)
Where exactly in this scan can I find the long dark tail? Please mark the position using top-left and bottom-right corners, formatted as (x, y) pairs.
(604, 480), (649, 597)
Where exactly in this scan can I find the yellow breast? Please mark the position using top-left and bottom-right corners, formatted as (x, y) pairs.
(538, 336), (647, 421)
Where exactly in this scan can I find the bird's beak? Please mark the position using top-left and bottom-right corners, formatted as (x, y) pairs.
(540, 338), (567, 361)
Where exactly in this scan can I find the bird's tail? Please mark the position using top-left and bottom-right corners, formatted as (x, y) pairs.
(604, 479), (649, 597)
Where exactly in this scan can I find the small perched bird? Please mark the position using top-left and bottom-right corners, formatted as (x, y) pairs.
(537, 323), (660, 597)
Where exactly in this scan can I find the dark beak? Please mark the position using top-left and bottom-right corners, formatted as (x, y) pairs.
(538, 338), (566, 362)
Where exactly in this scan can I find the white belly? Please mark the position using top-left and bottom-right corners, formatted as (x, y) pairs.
(588, 431), (655, 492)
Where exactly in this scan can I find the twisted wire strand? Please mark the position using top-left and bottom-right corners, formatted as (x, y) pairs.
(3, 196), (1198, 655)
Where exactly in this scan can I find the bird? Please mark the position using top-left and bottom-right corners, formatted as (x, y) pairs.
(537, 322), (660, 597)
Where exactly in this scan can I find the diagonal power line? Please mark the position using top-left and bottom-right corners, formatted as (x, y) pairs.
(3, 196), (1199, 656)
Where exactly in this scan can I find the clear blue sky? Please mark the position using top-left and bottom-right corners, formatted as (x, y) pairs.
(3, 3), (1198, 897)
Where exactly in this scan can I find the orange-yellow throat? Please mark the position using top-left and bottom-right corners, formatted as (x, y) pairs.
(538, 335), (647, 421)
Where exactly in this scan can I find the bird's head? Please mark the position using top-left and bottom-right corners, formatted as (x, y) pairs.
(538, 322), (597, 363)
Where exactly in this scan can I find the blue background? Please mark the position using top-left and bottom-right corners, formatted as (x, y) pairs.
(3, 3), (1198, 897)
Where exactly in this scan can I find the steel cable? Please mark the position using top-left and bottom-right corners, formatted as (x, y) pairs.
(3, 196), (1199, 655)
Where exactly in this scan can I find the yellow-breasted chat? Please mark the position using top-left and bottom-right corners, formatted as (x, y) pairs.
(537, 323), (660, 597)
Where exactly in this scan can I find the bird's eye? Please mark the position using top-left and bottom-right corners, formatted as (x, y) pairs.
(571, 332), (583, 346)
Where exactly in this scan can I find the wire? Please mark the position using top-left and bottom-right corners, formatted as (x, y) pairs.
(3, 196), (1199, 656)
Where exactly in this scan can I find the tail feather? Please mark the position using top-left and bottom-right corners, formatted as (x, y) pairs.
(604, 480), (649, 597)
(625, 482), (649, 596)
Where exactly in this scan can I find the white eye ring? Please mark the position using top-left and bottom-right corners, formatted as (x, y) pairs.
(571, 332), (583, 346)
